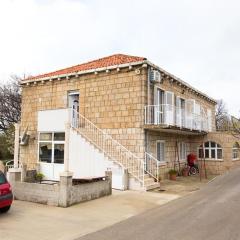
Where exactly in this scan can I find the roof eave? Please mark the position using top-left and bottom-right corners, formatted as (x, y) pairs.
(146, 60), (217, 104)
(21, 60), (146, 85)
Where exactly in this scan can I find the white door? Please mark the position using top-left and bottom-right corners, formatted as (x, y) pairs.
(156, 141), (165, 162)
(155, 88), (164, 124)
(164, 91), (174, 125)
(180, 99), (186, 128)
(39, 133), (65, 181)
(176, 96), (181, 127)
(68, 92), (79, 128)
(185, 99), (195, 129)
(207, 109), (212, 132)
(194, 103), (201, 130)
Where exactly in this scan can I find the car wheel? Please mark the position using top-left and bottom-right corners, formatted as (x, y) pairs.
(0, 206), (11, 213)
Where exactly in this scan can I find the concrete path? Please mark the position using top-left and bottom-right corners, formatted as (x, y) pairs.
(0, 190), (178, 240)
(78, 168), (240, 240)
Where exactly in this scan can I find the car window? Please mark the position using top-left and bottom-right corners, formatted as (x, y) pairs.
(0, 172), (7, 185)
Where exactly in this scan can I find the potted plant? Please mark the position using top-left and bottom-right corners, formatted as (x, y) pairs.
(168, 169), (177, 181)
(182, 165), (189, 177)
(35, 173), (44, 183)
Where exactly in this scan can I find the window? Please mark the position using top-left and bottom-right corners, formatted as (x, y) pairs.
(156, 141), (165, 162)
(198, 141), (222, 160)
(232, 142), (240, 160)
(179, 142), (187, 160)
(39, 132), (65, 164)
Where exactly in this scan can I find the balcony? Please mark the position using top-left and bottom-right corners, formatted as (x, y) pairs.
(144, 104), (209, 134)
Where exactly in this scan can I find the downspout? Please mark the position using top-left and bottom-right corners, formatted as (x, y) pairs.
(145, 67), (151, 154)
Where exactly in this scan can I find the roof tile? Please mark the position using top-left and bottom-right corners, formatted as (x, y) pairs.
(25, 54), (146, 81)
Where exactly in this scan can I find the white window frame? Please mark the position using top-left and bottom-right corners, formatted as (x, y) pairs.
(38, 132), (65, 164)
(232, 143), (240, 161)
(154, 87), (165, 124)
(156, 140), (166, 164)
(207, 109), (212, 132)
(198, 141), (223, 161)
(179, 142), (187, 161)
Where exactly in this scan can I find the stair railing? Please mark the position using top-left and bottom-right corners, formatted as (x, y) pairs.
(144, 152), (159, 182)
(70, 108), (145, 185)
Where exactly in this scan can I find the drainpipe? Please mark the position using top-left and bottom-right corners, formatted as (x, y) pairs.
(14, 123), (20, 169)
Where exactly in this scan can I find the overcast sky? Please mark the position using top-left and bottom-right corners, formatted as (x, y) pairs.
(0, 0), (239, 115)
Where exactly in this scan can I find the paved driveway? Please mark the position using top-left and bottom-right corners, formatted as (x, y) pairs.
(79, 168), (240, 240)
(0, 190), (178, 240)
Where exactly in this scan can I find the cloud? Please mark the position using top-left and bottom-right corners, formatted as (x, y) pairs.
(0, 0), (239, 115)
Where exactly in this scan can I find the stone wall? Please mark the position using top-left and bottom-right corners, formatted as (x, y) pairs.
(146, 131), (192, 179)
(70, 180), (112, 205)
(10, 172), (112, 207)
(20, 67), (147, 168)
(20, 64), (217, 171)
(12, 181), (60, 206)
(146, 130), (240, 178)
(190, 132), (240, 175)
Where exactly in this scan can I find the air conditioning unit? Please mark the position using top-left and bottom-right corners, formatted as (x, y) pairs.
(150, 70), (161, 83)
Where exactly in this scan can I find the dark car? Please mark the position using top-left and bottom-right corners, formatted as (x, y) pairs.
(0, 171), (13, 213)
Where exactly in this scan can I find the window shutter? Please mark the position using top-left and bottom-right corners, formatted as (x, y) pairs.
(207, 109), (212, 132)
(185, 99), (195, 129)
(194, 103), (201, 130)
(164, 91), (174, 125)
(176, 96), (181, 127)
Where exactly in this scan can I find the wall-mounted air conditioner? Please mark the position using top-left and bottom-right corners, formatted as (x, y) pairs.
(150, 70), (161, 83)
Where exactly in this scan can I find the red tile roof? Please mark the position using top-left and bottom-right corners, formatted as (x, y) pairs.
(25, 54), (146, 81)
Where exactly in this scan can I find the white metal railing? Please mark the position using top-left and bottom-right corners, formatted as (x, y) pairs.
(70, 108), (145, 185)
(5, 160), (14, 172)
(5, 160), (23, 173)
(145, 104), (209, 132)
(145, 152), (159, 182)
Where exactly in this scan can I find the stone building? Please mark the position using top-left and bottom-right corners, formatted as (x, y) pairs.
(18, 54), (240, 190)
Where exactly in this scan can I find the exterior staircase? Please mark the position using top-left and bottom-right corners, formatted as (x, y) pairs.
(70, 109), (159, 191)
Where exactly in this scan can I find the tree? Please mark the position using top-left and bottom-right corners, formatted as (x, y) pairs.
(231, 116), (240, 139)
(0, 130), (13, 160)
(0, 76), (21, 132)
(215, 99), (230, 131)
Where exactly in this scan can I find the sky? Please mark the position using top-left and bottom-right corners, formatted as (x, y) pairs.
(0, 0), (239, 116)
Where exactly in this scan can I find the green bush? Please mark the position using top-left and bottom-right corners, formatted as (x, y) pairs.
(35, 173), (45, 182)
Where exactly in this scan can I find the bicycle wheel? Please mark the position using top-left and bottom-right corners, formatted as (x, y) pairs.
(189, 167), (197, 175)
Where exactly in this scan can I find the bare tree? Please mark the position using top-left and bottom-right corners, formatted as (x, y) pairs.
(215, 99), (230, 131)
(0, 76), (21, 132)
(231, 116), (240, 139)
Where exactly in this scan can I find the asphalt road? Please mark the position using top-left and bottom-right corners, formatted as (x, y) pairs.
(78, 168), (240, 240)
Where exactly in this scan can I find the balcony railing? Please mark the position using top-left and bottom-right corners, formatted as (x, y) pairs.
(144, 104), (209, 132)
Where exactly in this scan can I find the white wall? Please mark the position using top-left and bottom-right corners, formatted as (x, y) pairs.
(69, 129), (127, 190)
(38, 108), (69, 132)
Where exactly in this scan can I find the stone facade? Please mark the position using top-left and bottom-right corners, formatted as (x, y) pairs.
(10, 172), (112, 207)
(20, 67), (147, 167)
(148, 75), (216, 131)
(190, 132), (240, 175)
(146, 131), (192, 178)
(20, 59), (236, 180)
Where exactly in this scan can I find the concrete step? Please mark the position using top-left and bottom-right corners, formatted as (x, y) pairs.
(144, 178), (156, 186)
(144, 182), (160, 191)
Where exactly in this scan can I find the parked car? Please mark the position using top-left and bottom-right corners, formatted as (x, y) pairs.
(0, 171), (13, 213)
